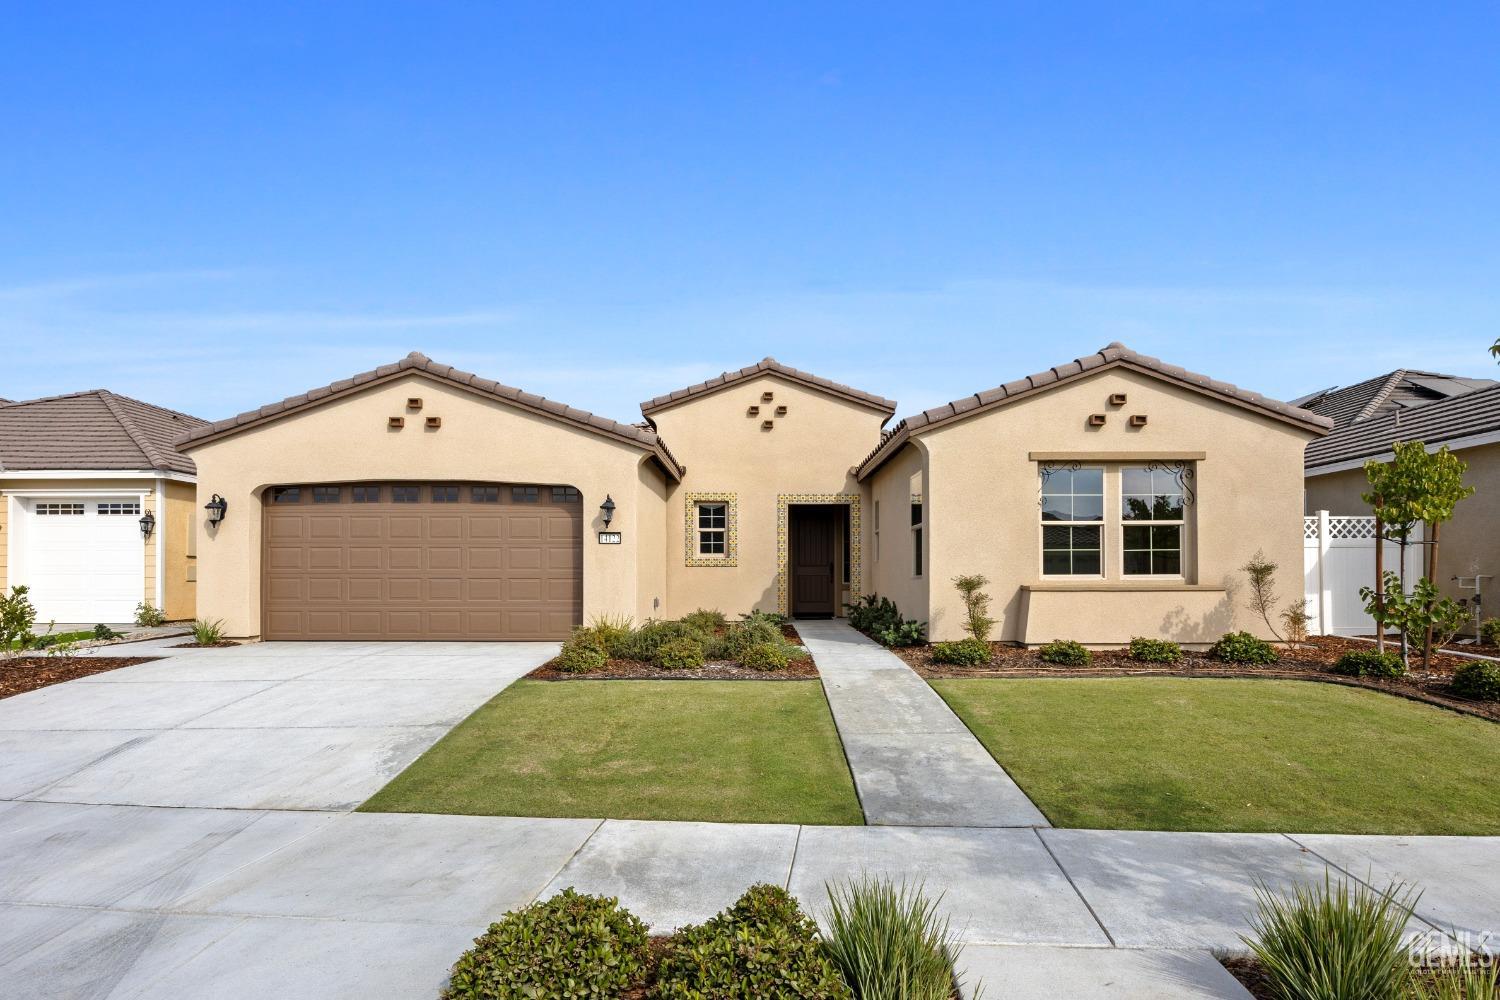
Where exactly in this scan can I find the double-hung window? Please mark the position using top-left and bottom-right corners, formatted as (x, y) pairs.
(1121, 466), (1185, 576)
(1040, 467), (1104, 576)
(696, 502), (727, 557)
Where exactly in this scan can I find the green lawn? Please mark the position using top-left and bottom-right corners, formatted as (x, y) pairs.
(6, 630), (95, 651)
(934, 677), (1500, 835)
(362, 680), (864, 825)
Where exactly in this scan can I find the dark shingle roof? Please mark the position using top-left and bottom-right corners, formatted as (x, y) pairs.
(640, 357), (897, 420)
(0, 390), (207, 475)
(1305, 381), (1500, 471)
(1293, 370), (1498, 429)
(177, 351), (685, 480)
(858, 342), (1332, 480)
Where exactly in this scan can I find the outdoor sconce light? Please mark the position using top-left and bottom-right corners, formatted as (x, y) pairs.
(600, 494), (616, 528)
(138, 509), (155, 539)
(205, 494), (228, 524)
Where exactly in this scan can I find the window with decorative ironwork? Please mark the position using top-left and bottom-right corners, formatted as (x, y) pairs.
(1121, 465), (1185, 576)
(1040, 466), (1104, 576)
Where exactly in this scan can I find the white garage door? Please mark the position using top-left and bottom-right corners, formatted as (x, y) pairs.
(18, 497), (144, 624)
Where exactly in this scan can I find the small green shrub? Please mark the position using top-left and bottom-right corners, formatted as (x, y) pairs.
(1332, 650), (1406, 679)
(682, 608), (727, 632)
(1451, 660), (1500, 701)
(1127, 637), (1182, 663)
(952, 574), (997, 643)
(580, 615), (634, 657)
(1039, 639), (1091, 665)
(0, 585), (38, 649)
(443, 887), (649, 1000)
(1242, 873), (1416, 1000)
(1210, 631), (1279, 665)
(845, 594), (927, 647)
(191, 619), (226, 645)
(874, 619), (926, 648)
(653, 884), (851, 1000)
(825, 876), (963, 1000)
(555, 636), (608, 673)
(93, 623), (121, 641)
(930, 638), (991, 666)
(1413, 957), (1500, 1000)
(654, 636), (706, 670)
(617, 620), (713, 662)
(738, 641), (790, 671)
(1481, 618), (1500, 647)
(742, 609), (788, 627)
(133, 601), (166, 627)
(719, 618), (783, 659)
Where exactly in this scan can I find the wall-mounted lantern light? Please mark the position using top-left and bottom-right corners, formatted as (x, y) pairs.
(600, 494), (616, 528)
(205, 494), (228, 524)
(138, 509), (156, 539)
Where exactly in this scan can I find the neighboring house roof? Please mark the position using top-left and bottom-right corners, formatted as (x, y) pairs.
(857, 342), (1333, 480)
(1292, 369), (1498, 429)
(0, 389), (208, 476)
(1305, 381), (1500, 473)
(177, 351), (685, 480)
(640, 357), (897, 421)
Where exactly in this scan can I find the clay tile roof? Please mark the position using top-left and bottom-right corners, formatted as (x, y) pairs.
(176, 351), (684, 480)
(1305, 381), (1500, 471)
(640, 357), (897, 420)
(856, 342), (1332, 480)
(0, 390), (208, 475)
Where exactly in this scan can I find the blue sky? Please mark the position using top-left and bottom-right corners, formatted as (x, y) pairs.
(3, 2), (1498, 424)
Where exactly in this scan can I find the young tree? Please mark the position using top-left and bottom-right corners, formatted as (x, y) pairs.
(1241, 550), (1286, 643)
(951, 574), (997, 643)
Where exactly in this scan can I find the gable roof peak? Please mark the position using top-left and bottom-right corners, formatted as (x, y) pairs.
(0, 387), (207, 475)
(640, 356), (897, 419)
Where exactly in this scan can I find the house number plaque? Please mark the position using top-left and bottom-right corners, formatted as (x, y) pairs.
(597, 531), (623, 544)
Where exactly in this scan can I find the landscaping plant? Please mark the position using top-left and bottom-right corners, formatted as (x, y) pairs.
(824, 876), (964, 1000)
(653, 884), (851, 1000)
(845, 595), (926, 648)
(1127, 637), (1182, 663)
(0, 585), (38, 650)
(1241, 872), (1417, 1000)
(191, 618), (226, 645)
(653, 636), (706, 670)
(930, 638), (991, 666)
(682, 608), (728, 632)
(1332, 651), (1406, 679)
(443, 887), (649, 1000)
(133, 601), (166, 627)
(1361, 574), (1469, 671)
(739, 641), (791, 671)
(1210, 631), (1279, 665)
(720, 616), (784, 659)
(1243, 550), (1288, 643)
(582, 614), (635, 657)
(1281, 598), (1312, 645)
(92, 623), (121, 641)
(1480, 618), (1500, 647)
(1451, 661), (1500, 701)
(556, 635), (608, 673)
(952, 574), (997, 643)
(1039, 639), (1090, 666)
(1413, 956), (1500, 1000)
(619, 620), (710, 662)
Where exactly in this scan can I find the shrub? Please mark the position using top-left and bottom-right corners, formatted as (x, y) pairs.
(739, 641), (790, 671)
(580, 615), (634, 658)
(682, 608), (727, 632)
(191, 619), (226, 646)
(1127, 637), (1182, 663)
(1413, 957), (1500, 1000)
(1210, 631), (1279, 665)
(1280, 598), (1312, 644)
(0, 585), (37, 649)
(133, 601), (166, 627)
(653, 884), (851, 1000)
(1481, 618), (1500, 647)
(1039, 639), (1091, 666)
(654, 636), (706, 670)
(930, 638), (991, 666)
(618, 620), (711, 661)
(845, 595), (926, 647)
(442, 887), (649, 1000)
(719, 617), (783, 659)
(1332, 650), (1406, 679)
(1452, 661), (1500, 701)
(742, 609), (788, 627)
(1241, 873), (1416, 1000)
(952, 574), (997, 643)
(555, 636), (608, 674)
(93, 623), (121, 641)
(825, 876), (962, 1000)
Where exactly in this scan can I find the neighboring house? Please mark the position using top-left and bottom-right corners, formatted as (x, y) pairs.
(0, 390), (208, 624)
(1301, 370), (1500, 600)
(179, 344), (1330, 645)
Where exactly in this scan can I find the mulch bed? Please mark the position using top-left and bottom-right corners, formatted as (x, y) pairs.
(529, 622), (820, 681)
(170, 640), (241, 648)
(897, 635), (1500, 723)
(0, 656), (161, 699)
(1221, 955), (1490, 999)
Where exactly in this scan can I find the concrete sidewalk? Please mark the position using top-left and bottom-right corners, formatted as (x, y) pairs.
(797, 619), (1049, 826)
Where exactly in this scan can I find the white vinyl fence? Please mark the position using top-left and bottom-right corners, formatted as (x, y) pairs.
(1303, 512), (1423, 636)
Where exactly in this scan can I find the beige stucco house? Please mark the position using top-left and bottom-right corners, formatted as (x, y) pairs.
(178, 344), (1331, 645)
(1300, 370), (1500, 602)
(0, 390), (207, 625)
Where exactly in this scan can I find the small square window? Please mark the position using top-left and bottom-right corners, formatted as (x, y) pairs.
(312, 486), (341, 504)
(271, 487), (301, 504)
(512, 486), (539, 503)
(352, 486), (381, 503)
(551, 486), (580, 503)
(472, 486), (499, 503)
(96, 502), (141, 515)
(431, 485), (460, 503)
(392, 486), (419, 503)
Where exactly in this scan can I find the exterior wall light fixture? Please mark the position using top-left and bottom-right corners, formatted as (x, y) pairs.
(205, 494), (228, 524)
(139, 509), (156, 538)
(600, 494), (616, 527)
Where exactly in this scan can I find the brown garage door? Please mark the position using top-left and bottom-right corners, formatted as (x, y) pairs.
(261, 482), (582, 640)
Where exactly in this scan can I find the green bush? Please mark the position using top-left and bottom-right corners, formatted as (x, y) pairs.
(191, 619), (226, 646)
(1127, 637), (1182, 663)
(930, 638), (991, 666)
(133, 601), (166, 627)
(1452, 660), (1500, 701)
(952, 574), (997, 643)
(0, 585), (37, 649)
(654, 636), (706, 670)
(1210, 631), (1279, 665)
(1242, 873), (1416, 1000)
(1039, 639), (1091, 666)
(93, 623), (121, 641)
(579, 615), (635, 657)
(825, 876), (962, 1000)
(653, 884), (851, 1000)
(682, 608), (727, 632)
(719, 617), (783, 659)
(845, 595), (927, 647)
(1332, 650), (1406, 679)
(742, 609), (788, 627)
(1481, 618), (1500, 647)
(618, 620), (711, 661)
(443, 887), (649, 1000)
(738, 641), (790, 671)
(1413, 956), (1500, 1000)
(555, 636), (608, 673)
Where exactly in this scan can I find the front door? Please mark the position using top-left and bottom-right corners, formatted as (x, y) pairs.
(790, 505), (838, 618)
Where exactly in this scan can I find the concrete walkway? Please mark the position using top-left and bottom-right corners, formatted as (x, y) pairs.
(797, 619), (1049, 826)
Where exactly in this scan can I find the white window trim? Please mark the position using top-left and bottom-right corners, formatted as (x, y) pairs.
(695, 502), (729, 558)
(1039, 465), (1106, 580)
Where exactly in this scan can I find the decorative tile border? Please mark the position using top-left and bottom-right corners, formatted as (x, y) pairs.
(684, 492), (738, 567)
(776, 493), (861, 616)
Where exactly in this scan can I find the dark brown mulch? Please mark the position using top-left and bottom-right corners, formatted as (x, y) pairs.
(0, 656), (161, 699)
(1220, 956), (1275, 999)
(529, 655), (819, 681)
(170, 640), (241, 648)
(898, 635), (1500, 723)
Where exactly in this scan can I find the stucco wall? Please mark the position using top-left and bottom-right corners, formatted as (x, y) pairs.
(184, 373), (670, 638)
(648, 373), (890, 619)
(864, 441), (930, 627)
(912, 367), (1314, 644)
(164, 479), (197, 621)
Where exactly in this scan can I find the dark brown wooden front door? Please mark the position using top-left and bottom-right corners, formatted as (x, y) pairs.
(790, 505), (838, 618)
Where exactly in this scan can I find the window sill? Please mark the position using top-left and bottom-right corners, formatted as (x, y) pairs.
(1023, 582), (1222, 593)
